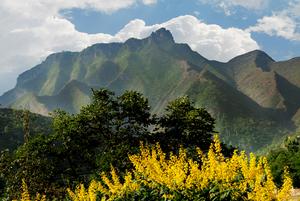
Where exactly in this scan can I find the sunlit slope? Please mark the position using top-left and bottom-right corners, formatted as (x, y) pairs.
(1, 28), (300, 151)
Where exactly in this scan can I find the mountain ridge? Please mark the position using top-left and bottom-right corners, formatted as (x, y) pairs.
(1, 28), (299, 151)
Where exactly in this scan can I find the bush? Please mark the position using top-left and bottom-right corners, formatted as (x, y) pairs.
(68, 136), (292, 201)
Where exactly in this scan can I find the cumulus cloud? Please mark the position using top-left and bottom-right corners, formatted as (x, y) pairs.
(247, 1), (300, 41)
(1, 0), (137, 16)
(0, 0), (154, 94)
(164, 16), (259, 61)
(0, 1), (258, 94)
(200, 0), (268, 15)
(246, 14), (299, 40)
(113, 16), (258, 62)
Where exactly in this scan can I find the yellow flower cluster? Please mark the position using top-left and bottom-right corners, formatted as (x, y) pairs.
(67, 168), (139, 201)
(67, 181), (99, 201)
(68, 136), (293, 200)
(13, 179), (46, 201)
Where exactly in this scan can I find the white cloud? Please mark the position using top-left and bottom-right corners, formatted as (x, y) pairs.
(246, 1), (300, 41)
(280, 0), (300, 19)
(142, 0), (157, 5)
(0, 1), (258, 95)
(246, 14), (299, 40)
(200, 0), (269, 15)
(0, 0), (154, 94)
(1, 0), (137, 16)
(113, 16), (259, 62)
(229, 0), (268, 9)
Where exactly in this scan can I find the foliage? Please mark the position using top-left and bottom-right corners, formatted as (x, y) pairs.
(267, 134), (300, 188)
(0, 89), (216, 199)
(0, 108), (52, 151)
(0, 134), (65, 198)
(12, 179), (46, 201)
(68, 136), (292, 201)
(158, 96), (215, 151)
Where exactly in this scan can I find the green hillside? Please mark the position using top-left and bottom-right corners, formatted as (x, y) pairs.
(1, 28), (299, 151)
(0, 108), (52, 151)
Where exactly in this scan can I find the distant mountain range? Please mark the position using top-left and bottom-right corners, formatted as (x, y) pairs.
(1, 28), (300, 151)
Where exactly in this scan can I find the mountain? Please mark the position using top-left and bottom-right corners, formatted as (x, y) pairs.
(1, 28), (300, 151)
(0, 108), (52, 151)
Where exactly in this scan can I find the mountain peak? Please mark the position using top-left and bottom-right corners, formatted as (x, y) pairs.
(230, 50), (274, 62)
(229, 49), (275, 71)
(248, 50), (275, 71)
(149, 28), (174, 43)
(248, 50), (274, 60)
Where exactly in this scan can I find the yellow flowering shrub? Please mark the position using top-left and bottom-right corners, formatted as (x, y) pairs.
(13, 179), (46, 201)
(68, 136), (292, 200)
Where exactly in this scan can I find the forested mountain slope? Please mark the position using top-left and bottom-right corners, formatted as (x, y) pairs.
(1, 28), (299, 151)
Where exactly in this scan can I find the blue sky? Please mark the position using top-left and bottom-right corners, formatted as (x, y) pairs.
(0, 0), (300, 94)
(66, 0), (300, 61)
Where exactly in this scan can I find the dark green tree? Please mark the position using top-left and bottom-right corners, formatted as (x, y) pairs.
(158, 96), (215, 151)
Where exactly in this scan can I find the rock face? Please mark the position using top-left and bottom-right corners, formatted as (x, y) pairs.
(1, 28), (300, 151)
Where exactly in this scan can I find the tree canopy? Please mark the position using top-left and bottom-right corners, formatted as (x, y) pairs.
(0, 89), (218, 199)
